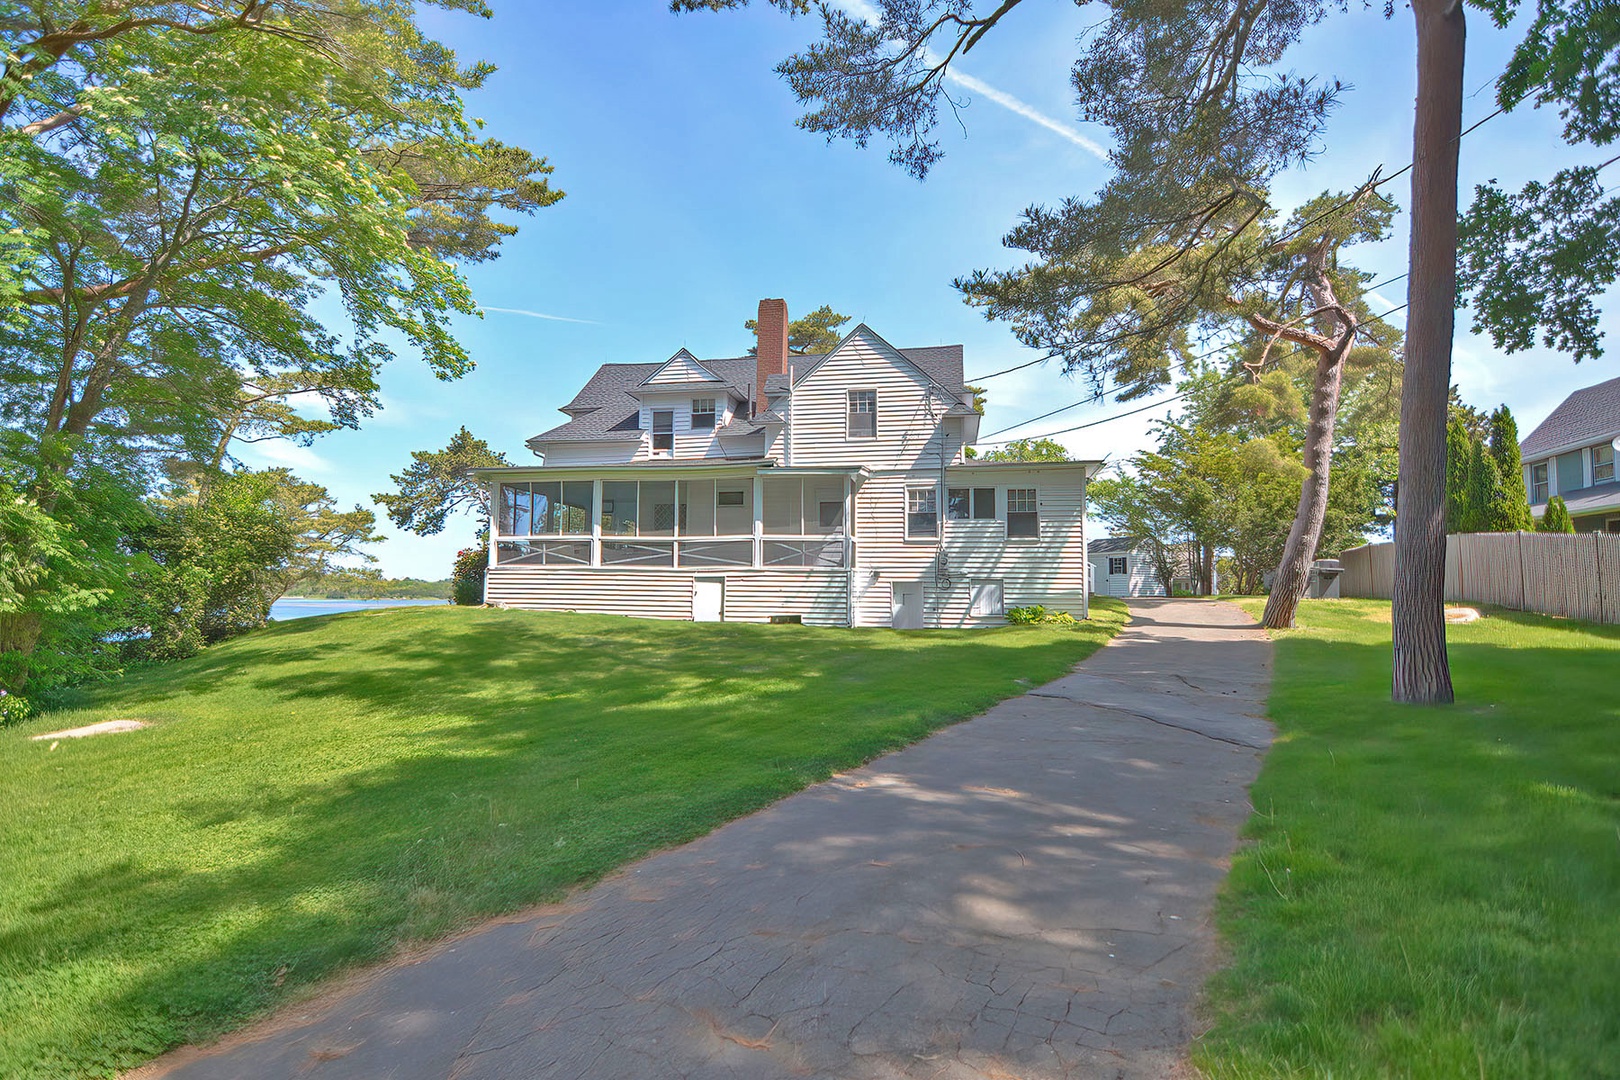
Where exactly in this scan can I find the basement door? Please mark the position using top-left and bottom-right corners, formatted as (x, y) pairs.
(692, 577), (725, 622)
(891, 583), (924, 630)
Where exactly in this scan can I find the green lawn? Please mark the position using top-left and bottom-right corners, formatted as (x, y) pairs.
(1200, 600), (1620, 1078)
(0, 601), (1127, 1079)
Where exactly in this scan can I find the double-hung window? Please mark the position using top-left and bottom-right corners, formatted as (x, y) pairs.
(906, 486), (938, 538)
(1006, 488), (1039, 538)
(848, 390), (877, 438)
(1531, 462), (1550, 503)
(691, 398), (716, 430)
(651, 410), (674, 453)
(1594, 443), (1615, 484)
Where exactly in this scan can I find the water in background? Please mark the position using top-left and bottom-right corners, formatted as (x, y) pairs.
(269, 598), (449, 621)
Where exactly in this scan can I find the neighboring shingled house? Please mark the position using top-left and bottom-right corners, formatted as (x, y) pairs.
(474, 299), (1104, 627)
(1520, 376), (1620, 533)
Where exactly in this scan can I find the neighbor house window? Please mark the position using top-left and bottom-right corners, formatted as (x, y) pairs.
(970, 580), (1004, 617)
(1531, 462), (1549, 503)
(906, 486), (938, 538)
(691, 398), (716, 430)
(651, 410), (674, 453)
(1109, 556), (1127, 576)
(848, 390), (876, 438)
(1006, 488), (1039, 538)
(1594, 443), (1615, 484)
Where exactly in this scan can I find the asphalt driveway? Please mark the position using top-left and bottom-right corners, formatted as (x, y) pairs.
(140, 598), (1272, 1080)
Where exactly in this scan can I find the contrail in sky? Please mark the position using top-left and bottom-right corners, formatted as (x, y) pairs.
(834, 0), (1108, 162)
(479, 306), (600, 325)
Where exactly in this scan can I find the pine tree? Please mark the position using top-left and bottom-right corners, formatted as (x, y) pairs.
(1444, 413), (1473, 533)
(1462, 439), (1499, 532)
(1488, 406), (1535, 531)
(1540, 495), (1576, 534)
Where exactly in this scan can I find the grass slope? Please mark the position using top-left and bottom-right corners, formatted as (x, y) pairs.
(0, 602), (1127, 1079)
(1200, 600), (1620, 1078)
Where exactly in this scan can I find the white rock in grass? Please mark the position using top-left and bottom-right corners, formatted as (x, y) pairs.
(30, 719), (148, 741)
(1444, 607), (1483, 624)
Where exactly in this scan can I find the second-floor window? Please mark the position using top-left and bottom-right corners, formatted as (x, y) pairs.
(906, 486), (938, 538)
(1594, 443), (1615, 484)
(691, 398), (716, 430)
(652, 410), (674, 453)
(1007, 488), (1039, 538)
(849, 390), (877, 438)
(1531, 462), (1549, 503)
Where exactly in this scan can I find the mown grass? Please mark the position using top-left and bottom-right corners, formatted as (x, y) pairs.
(1199, 600), (1620, 1079)
(0, 601), (1128, 1079)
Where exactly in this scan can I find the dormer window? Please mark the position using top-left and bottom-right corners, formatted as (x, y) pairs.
(691, 398), (717, 430)
(848, 390), (876, 439)
(652, 410), (674, 453)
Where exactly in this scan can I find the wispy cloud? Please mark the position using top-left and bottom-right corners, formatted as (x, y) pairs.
(478, 306), (600, 325)
(832, 0), (1108, 162)
(244, 441), (332, 476)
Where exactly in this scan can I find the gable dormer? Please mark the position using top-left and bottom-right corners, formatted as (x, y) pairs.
(634, 348), (727, 391)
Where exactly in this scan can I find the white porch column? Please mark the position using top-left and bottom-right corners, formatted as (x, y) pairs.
(752, 473), (764, 568)
(591, 479), (603, 566)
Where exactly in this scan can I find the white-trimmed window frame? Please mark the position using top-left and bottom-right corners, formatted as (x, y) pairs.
(1592, 442), (1615, 485)
(1006, 487), (1039, 539)
(1531, 462), (1550, 503)
(905, 485), (939, 539)
(691, 398), (717, 430)
(848, 389), (877, 439)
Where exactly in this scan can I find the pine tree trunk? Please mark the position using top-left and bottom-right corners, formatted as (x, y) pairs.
(1262, 336), (1351, 629)
(1392, 0), (1464, 704)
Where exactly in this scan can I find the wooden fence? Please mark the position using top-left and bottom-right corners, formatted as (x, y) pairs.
(1339, 532), (1620, 624)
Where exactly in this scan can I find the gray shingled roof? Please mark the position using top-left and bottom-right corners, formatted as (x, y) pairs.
(1551, 481), (1620, 517)
(1088, 536), (1144, 555)
(533, 346), (967, 445)
(1520, 375), (1620, 459)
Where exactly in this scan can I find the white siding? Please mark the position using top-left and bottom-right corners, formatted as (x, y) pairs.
(635, 390), (743, 461)
(538, 441), (640, 466)
(1090, 550), (1165, 597)
(642, 350), (722, 385)
(486, 567), (849, 626)
(774, 328), (958, 470)
(847, 466), (1090, 627)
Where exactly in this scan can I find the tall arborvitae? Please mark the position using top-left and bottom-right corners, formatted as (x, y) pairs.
(1487, 406), (1535, 531)
(1444, 413), (1473, 532)
(1540, 495), (1576, 533)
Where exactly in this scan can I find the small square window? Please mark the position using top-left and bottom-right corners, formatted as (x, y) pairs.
(1108, 556), (1127, 576)
(1594, 443), (1615, 484)
(906, 486), (938, 538)
(1007, 488), (1039, 539)
(652, 410), (674, 453)
(691, 398), (717, 430)
(848, 390), (877, 439)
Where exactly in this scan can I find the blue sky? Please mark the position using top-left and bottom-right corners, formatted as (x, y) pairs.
(241, 1), (1619, 580)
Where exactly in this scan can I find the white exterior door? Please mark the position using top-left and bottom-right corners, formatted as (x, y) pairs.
(892, 584), (924, 629)
(692, 577), (724, 622)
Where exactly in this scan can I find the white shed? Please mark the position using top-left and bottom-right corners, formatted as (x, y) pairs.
(1089, 537), (1167, 597)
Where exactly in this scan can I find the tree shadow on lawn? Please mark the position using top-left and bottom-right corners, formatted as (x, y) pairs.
(3, 608), (1112, 1078)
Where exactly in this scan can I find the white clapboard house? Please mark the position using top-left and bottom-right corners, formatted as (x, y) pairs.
(1087, 537), (1168, 597)
(477, 300), (1102, 627)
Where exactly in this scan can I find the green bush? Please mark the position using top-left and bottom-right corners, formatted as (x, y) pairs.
(451, 546), (487, 606)
(1006, 605), (1080, 627)
(1540, 495), (1576, 534)
(0, 689), (32, 727)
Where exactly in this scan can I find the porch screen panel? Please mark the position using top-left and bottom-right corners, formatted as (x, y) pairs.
(806, 482), (844, 534)
(642, 480), (677, 536)
(559, 482), (593, 534)
(499, 483), (531, 536)
(682, 479), (716, 536)
(601, 481), (638, 535)
(763, 478), (803, 535)
(715, 485), (752, 535)
(531, 482), (560, 533)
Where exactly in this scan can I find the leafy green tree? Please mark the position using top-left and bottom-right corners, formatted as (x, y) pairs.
(980, 437), (1069, 462)
(1540, 495), (1576, 534)
(743, 304), (852, 355)
(375, 427), (512, 537)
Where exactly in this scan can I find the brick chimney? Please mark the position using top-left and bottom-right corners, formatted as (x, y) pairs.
(754, 298), (788, 417)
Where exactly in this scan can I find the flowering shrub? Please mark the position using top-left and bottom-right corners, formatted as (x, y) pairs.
(451, 546), (488, 606)
(1006, 605), (1080, 627)
(0, 689), (33, 727)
